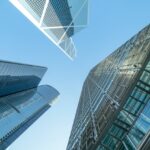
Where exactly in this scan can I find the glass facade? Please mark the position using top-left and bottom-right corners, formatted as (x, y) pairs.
(0, 60), (59, 150)
(67, 24), (150, 150)
(9, 0), (89, 59)
(0, 60), (47, 97)
(96, 61), (150, 150)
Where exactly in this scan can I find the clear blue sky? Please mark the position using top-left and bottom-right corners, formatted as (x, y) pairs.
(0, 0), (150, 150)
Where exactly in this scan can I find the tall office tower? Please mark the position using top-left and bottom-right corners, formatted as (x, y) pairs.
(9, 0), (89, 60)
(67, 24), (150, 150)
(0, 60), (59, 150)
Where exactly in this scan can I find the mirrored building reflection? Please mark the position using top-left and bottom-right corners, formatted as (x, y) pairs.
(9, 0), (89, 60)
(0, 60), (59, 150)
(67, 25), (150, 150)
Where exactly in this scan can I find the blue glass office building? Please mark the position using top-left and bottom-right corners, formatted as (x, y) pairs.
(0, 60), (59, 150)
(67, 25), (150, 150)
(9, 0), (89, 59)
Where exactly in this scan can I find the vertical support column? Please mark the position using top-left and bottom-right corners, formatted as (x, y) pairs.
(87, 81), (98, 141)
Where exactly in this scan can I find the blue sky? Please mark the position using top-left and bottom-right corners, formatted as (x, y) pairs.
(0, 0), (150, 150)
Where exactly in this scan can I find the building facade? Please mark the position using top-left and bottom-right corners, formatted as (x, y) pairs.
(67, 25), (150, 150)
(9, 0), (89, 59)
(0, 60), (59, 150)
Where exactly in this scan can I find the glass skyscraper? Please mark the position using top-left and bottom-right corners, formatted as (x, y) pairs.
(0, 60), (59, 150)
(9, 0), (89, 60)
(67, 24), (150, 150)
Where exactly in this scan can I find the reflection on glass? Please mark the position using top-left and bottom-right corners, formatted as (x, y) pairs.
(0, 85), (59, 149)
(9, 0), (89, 59)
(0, 61), (46, 97)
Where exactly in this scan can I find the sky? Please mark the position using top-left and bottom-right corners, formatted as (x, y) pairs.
(0, 0), (150, 150)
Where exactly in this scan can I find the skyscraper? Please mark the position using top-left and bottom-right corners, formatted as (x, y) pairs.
(0, 60), (59, 150)
(67, 24), (150, 150)
(9, 0), (89, 60)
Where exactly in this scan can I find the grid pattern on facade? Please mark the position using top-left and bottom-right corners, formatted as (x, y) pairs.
(0, 85), (59, 149)
(0, 60), (59, 150)
(25, 0), (46, 21)
(67, 25), (150, 150)
(10, 0), (89, 59)
(96, 61), (150, 150)
(0, 60), (47, 97)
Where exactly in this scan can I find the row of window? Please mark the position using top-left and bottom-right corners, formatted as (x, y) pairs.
(96, 61), (150, 150)
(68, 27), (150, 150)
(0, 86), (52, 144)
